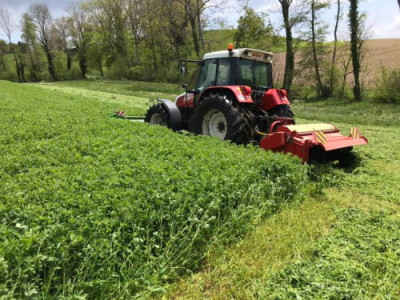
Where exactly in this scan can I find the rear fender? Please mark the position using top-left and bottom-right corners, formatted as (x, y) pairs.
(175, 92), (195, 108)
(156, 99), (183, 131)
(261, 89), (291, 111)
(199, 86), (254, 104)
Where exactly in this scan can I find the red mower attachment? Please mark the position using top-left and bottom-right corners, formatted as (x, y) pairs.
(260, 120), (368, 163)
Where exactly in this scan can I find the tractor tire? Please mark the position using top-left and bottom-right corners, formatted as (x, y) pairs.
(145, 103), (170, 127)
(190, 93), (249, 144)
(268, 104), (294, 118)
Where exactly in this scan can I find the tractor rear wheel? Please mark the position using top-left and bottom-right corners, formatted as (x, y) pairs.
(145, 103), (170, 127)
(268, 104), (294, 118)
(190, 93), (249, 144)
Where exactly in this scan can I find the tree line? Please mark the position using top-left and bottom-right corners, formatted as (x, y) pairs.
(0, 0), (215, 83)
(0, 0), (391, 101)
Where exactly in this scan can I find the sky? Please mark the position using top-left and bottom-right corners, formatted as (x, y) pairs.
(0, 0), (399, 43)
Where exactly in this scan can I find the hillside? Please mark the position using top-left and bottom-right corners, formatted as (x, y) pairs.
(272, 38), (400, 88)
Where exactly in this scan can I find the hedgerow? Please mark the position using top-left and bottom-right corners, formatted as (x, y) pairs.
(0, 81), (308, 298)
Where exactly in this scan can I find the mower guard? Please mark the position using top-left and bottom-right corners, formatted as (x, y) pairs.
(260, 123), (368, 162)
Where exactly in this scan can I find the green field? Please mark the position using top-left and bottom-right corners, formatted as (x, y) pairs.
(1, 80), (399, 299)
(0, 80), (307, 298)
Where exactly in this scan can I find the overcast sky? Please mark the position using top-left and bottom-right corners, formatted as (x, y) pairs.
(1, 0), (399, 43)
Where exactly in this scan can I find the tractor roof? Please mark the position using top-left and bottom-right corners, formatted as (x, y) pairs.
(203, 48), (274, 62)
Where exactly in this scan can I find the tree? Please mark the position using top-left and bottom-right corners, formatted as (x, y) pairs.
(338, 41), (352, 97)
(159, 0), (190, 62)
(0, 39), (7, 69)
(84, 0), (128, 68)
(329, 0), (341, 96)
(305, 0), (330, 97)
(175, 0), (211, 57)
(278, 0), (305, 94)
(21, 13), (41, 81)
(0, 8), (24, 81)
(182, 0), (201, 57)
(54, 17), (72, 70)
(15, 42), (27, 82)
(126, 0), (143, 66)
(234, 7), (275, 49)
(194, 0), (211, 51)
(349, 0), (361, 100)
(87, 32), (105, 77)
(68, 3), (92, 78)
(29, 4), (57, 81)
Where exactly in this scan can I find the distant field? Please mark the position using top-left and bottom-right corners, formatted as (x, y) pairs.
(273, 39), (400, 88)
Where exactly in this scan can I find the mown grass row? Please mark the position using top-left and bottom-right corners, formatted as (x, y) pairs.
(0, 81), (308, 298)
(171, 189), (400, 299)
(256, 206), (400, 299)
(168, 102), (400, 298)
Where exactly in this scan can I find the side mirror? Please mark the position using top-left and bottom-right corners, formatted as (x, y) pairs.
(181, 83), (188, 89)
(179, 63), (186, 77)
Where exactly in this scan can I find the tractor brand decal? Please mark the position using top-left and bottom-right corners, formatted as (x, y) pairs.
(247, 51), (264, 59)
(350, 127), (361, 139)
(313, 130), (327, 144)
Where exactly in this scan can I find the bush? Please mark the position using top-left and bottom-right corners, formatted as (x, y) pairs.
(0, 69), (18, 82)
(0, 81), (309, 298)
(373, 67), (400, 104)
(290, 85), (317, 100)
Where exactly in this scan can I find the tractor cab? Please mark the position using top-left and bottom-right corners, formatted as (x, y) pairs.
(172, 45), (292, 135)
(181, 47), (274, 102)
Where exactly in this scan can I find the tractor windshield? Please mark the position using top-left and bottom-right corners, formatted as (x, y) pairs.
(236, 58), (272, 89)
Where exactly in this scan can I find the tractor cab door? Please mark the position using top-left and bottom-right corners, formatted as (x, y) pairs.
(183, 59), (218, 106)
(196, 58), (232, 91)
(181, 58), (233, 107)
(195, 59), (217, 92)
(179, 60), (205, 107)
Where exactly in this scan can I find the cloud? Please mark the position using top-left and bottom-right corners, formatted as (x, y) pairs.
(370, 14), (400, 39)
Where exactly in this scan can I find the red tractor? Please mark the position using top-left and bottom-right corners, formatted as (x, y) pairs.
(145, 45), (367, 162)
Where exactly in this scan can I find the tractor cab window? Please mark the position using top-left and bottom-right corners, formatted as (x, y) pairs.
(236, 58), (272, 89)
(186, 65), (200, 91)
(196, 59), (217, 91)
(216, 58), (232, 86)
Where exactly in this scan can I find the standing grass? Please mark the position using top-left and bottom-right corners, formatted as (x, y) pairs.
(29, 80), (400, 299)
(0, 80), (309, 298)
(292, 98), (400, 127)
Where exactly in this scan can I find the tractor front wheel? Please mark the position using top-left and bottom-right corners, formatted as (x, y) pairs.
(190, 93), (249, 144)
(145, 103), (170, 127)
